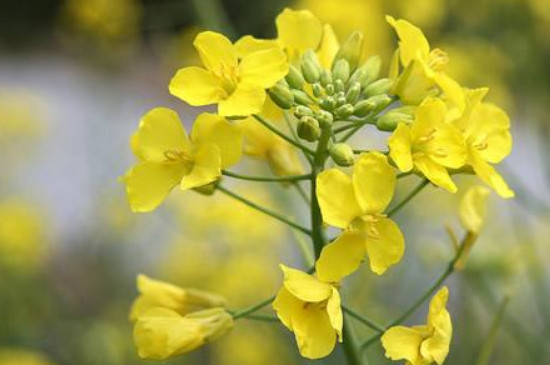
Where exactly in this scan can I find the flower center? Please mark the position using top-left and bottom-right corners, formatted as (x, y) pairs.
(427, 48), (449, 71)
(214, 62), (240, 97)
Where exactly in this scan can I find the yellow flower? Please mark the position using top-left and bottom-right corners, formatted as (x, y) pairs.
(169, 31), (288, 117)
(389, 97), (466, 193)
(134, 307), (233, 360)
(315, 152), (405, 279)
(272, 265), (342, 359)
(276, 8), (323, 62)
(386, 16), (449, 104)
(0, 349), (54, 365)
(382, 286), (452, 365)
(453, 88), (514, 198)
(125, 107), (242, 212)
(129, 274), (227, 322)
(459, 185), (490, 235)
(239, 99), (305, 176)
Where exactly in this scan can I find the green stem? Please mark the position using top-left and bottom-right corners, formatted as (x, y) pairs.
(292, 182), (310, 204)
(217, 185), (311, 236)
(342, 306), (385, 332)
(387, 178), (429, 217)
(232, 295), (276, 320)
(252, 114), (315, 156)
(236, 313), (279, 322)
(222, 170), (311, 182)
(476, 296), (510, 365)
(310, 126), (331, 258)
(342, 319), (364, 365)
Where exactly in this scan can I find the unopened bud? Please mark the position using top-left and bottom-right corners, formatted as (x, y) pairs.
(268, 83), (293, 109)
(315, 110), (333, 128)
(320, 96), (336, 111)
(336, 95), (347, 107)
(297, 116), (321, 142)
(329, 143), (355, 166)
(334, 79), (345, 93)
(376, 111), (412, 131)
(333, 31), (364, 70)
(337, 104), (354, 118)
(332, 59), (350, 83)
(359, 55), (382, 86)
(286, 65), (305, 90)
(294, 105), (313, 118)
(312, 83), (323, 97)
(353, 99), (376, 117)
(367, 94), (393, 111)
(346, 82), (361, 103)
(291, 89), (313, 106)
(321, 70), (333, 88)
(363, 78), (392, 97)
(325, 84), (335, 95)
(301, 50), (322, 83)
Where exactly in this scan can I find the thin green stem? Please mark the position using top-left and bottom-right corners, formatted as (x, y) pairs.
(310, 126), (331, 258)
(387, 178), (429, 217)
(252, 114), (315, 156)
(217, 185), (311, 236)
(232, 295), (276, 320)
(292, 182), (310, 204)
(342, 319), (364, 365)
(342, 306), (385, 332)
(222, 170), (311, 182)
(236, 313), (279, 323)
(476, 296), (510, 365)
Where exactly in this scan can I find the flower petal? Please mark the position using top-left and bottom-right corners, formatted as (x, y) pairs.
(191, 113), (243, 168)
(381, 325), (424, 364)
(316, 230), (366, 283)
(414, 155), (457, 193)
(193, 31), (237, 72)
(273, 286), (302, 330)
(235, 35), (281, 58)
(470, 103), (512, 164)
(427, 122), (467, 169)
(239, 47), (289, 89)
(292, 304), (337, 359)
(125, 162), (185, 213)
(353, 152), (396, 214)
(411, 97), (447, 141)
(389, 123), (414, 172)
(281, 264), (332, 303)
(180, 144), (221, 190)
(470, 151), (514, 199)
(169, 67), (225, 106)
(459, 186), (490, 234)
(276, 8), (323, 53)
(422, 287), (453, 365)
(317, 24), (339, 69)
(218, 84), (266, 117)
(386, 16), (430, 65)
(364, 218), (405, 275)
(326, 288), (343, 342)
(316, 169), (362, 229)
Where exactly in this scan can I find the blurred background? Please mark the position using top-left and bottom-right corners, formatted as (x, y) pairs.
(0, 0), (549, 364)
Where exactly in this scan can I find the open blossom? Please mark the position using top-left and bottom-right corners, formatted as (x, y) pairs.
(382, 287), (452, 365)
(125, 108), (242, 212)
(389, 97), (467, 193)
(272, 265), (342, 359)
(169, 31), (288, 117)
(315, 152), (405, 279)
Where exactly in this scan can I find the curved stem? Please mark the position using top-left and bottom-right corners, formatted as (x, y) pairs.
(222, 170), (311, 182)
(217, 185), (311, 236)
(387, 178), (429, 217)
(343, 306), (385, 332)
(232, 295), (276, 320)
(252, 114), (315, 156)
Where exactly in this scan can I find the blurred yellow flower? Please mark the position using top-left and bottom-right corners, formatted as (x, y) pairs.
(273, 265), (342, 359)
(315, 152), (405, 278)
(459, 185), (490, 235)
(125, 108), (242, 212)
(0, 349), (54, 365)
(389, 97), (466, 192)
(169, 31), (288, 116)
(382, 286), (452, 365)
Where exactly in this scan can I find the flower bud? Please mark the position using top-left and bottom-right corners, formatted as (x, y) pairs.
(325, 84), (335, 95)
(346, 82), (361, 103)
(376, 110), (412, 131)
(329, 143), (355, 166)
(336, 104), (354, 118)
(297, 116), (321, 142)
(286, 65), (305, 90)
(353, 99), (376, 117)
(320, 96), (336, 111)
(294, 105), (314, 118)
(363, 78), (392, 97)
(332, 59), (350, 84)
(291, 89), (313, 106)
(333, 31), (364, 70)
(336, 94), (347, 107)
(312, 83), (323, 97)
(268, 82), (294, 109)
(194, 182), (217, 195)
(301, 50), (322, 83)
(334, 79), (345, 93)
(356, 55), (382, 87)
(320, 70), (333, 88)
(315, 110), (333, 128)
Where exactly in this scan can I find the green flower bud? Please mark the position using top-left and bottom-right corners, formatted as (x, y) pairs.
(353, 99), (376, 117)
(336, 104), (354, 118)
(359, 55), (382, 86)
(334, 79), (345, 93)
(363, 78), (392, 97)
(268, 83), (294, 109)
(297, 116), (321, 142)
(346, 82), (361, 103)
(333, 31), (364, 71)
(329, 143), (355, 167)
(301, 50), (322, 83)
(195, 182), (217, 195)
(312, 83), (323, 97)
(335, 92), (347, 106)
(286, 65), (305, 90)
(325, 84), (335, 95)
(291, 89), (313, 106)
(320, 70), (333, 88)
(320, 96), (336, 111)
(332, 59), (350, 84)
(315, 110), (333, 128)
(377, 111), (413, 131)
(366, 94), (393, 112)
(294, 105), (313, 118)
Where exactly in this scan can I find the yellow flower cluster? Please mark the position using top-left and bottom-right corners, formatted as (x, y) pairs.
(123, 7), (513, 364)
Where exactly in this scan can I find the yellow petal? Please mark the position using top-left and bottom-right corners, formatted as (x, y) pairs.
(181, 144), (221, 190)
(218, 84), (266, 117)
(389, 123), (414, 172)
(327, 288), (343, 342)
(469, 103), (512, 164)
(134, 108), (190, 162)
(317, 24), (339, 69)
(234, 35), (280, 58)
(353, 152), (396, 214)
(130, 274), (185, 321)
(239, 47), (289, 89)
(411, 97), (447, 141)
(276, 8), (323, 53)
(281, 264), (332, 303)
(273, 286), (302, 330)
(316, 169), (362, 229)
(292, 303), (337, 359)
(126, 162), (185, 213)
(191, 113), (243, 168)
(422, 287), (452, 365)
(316, 230), (366, 283)
(434, 73), (465, 117)
(364, 218), (405, 275)
(386, 16), (430, 65)
(460, 186), (490, 234)
(414, 155), (457, 193)
(394, 59), (438, 105)
(381, 325), (424, 364)
(427, 122), (467, 169)
(470, 151), (514, 199)
(193, 31), (237, 72)
(169, 66), (225, 106)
